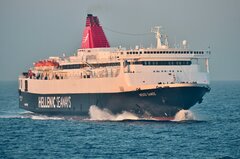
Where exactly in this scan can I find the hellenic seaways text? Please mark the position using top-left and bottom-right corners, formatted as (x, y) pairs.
(38, 96), (71, 108)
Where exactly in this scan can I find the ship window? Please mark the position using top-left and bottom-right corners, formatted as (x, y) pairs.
(140, 60), (191, 66)
(154, 51), (156, 54)
(25, 80), (28, 91)
(140, 51), (142, 54)
(62, 64), (81, 69)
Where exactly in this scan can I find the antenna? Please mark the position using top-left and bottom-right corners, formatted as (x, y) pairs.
(164, 35), (169, 47)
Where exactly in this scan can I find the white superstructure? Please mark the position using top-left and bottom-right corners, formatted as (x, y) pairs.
(19, 27), (210, 94)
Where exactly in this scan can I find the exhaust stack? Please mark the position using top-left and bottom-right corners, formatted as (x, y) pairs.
(81, 14), (110, 49)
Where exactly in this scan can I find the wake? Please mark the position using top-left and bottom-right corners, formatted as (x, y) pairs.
(0, 107), (197, 122)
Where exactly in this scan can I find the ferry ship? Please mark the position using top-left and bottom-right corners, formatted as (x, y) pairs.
(18, 14), (210, 120)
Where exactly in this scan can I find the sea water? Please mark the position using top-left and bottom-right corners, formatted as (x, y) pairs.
(0, 81), (240, 158)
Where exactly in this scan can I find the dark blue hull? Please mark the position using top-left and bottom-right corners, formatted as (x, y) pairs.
(19, 86), (210, 118)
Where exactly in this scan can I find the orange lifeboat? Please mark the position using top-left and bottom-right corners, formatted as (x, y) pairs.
(34, 60), (59, 69)
(34, 61), (44, 67)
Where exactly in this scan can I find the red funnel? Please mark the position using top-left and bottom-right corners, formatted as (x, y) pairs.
(81, 14), (110, 49)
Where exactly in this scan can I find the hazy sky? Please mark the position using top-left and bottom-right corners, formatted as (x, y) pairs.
(0, 0), (240, 81)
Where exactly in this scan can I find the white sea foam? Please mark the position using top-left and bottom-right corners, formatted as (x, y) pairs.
(88, 105), (139, 121)
(0, 110), (30, 119)
(30, 115), (64, 120)
(173, 109), (195, 121)
(0, 115), (23, 119)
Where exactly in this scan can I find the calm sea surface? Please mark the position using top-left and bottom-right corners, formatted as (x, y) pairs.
(0, 81), (240, 159)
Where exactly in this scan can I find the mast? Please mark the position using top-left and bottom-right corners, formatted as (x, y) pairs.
(151, 26), (169, 49)
(151, 26), (162, 49)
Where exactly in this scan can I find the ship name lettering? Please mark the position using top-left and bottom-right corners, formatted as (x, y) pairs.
(38, 96), (71, 108)
(139, 92), (156, 97)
